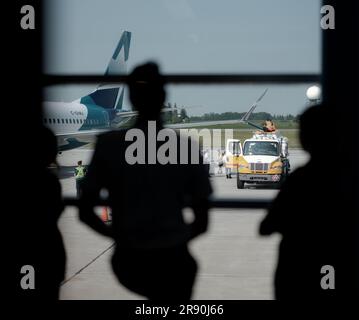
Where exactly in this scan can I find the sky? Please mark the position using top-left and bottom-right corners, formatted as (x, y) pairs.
(44, 0), (322, 116)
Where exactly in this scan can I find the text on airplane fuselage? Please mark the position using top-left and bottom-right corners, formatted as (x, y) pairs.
(70, 111), (84, 116)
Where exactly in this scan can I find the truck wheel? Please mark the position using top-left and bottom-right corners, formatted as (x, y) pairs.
(237, 173), (245, 189)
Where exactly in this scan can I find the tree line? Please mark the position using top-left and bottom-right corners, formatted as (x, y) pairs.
(188, 112), (298, 123)
(163, 103), (298, 124)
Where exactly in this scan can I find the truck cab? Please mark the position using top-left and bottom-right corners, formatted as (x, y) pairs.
(234, 133), (290, 189)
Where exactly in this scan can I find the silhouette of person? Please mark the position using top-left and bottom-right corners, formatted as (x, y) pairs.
(259, 105), (338, 300)
(36, 126), (66, 299)
(79, 62), (212, 300)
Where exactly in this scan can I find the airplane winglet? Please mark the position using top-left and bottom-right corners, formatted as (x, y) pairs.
(240, 88), (268, 122)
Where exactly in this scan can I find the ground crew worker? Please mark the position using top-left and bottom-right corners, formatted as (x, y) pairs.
(224, 153), (232, 178)
(262, 119), (276, 132)
(203, 150), (210, 177)
(218, 151), (225, 174)
(74, 160), (87, 197)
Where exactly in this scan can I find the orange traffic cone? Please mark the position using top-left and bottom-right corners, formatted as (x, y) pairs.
(100, 207), (109, 222)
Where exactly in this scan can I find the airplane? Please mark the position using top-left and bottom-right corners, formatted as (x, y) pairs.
(44, 30), (270, 152)
(44, 30), (191, 151)
(43, 31), (136, 151)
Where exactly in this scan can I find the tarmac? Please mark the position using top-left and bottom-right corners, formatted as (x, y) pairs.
(58, 148), (309, 299)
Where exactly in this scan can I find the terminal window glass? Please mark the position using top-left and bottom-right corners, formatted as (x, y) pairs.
(44, 0), (321, 75)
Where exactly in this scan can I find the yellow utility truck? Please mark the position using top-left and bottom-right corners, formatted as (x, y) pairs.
(225, 133), (290, 189)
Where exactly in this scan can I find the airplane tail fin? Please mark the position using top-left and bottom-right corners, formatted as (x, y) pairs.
(105, 31), (131, 76)
(80, 31), (131, 111)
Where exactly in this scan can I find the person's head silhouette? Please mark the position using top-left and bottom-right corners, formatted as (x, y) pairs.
(128, 62), (165, 121)
(299, 104), (327, 157)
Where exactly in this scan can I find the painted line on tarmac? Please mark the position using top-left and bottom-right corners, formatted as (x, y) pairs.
(61, 242), (115, 286)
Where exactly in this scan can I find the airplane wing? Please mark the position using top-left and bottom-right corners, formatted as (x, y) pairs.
(56, 89), (269, 148)
(56, 111), (139, 150)
(115, 110), (138, 117)
(56, 129), (110, 139)
(166, 89), (268, 129)
(165, 119), (245, 129)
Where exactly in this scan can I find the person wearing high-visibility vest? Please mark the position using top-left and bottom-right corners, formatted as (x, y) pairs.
(74, 160), (87, 197)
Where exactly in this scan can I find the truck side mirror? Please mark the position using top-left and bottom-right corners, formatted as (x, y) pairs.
(232, 143), (240, 156)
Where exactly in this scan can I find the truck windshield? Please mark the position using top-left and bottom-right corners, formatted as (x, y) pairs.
(243, 141), (279, 156)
